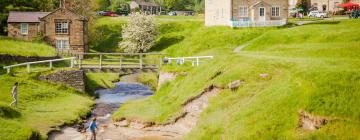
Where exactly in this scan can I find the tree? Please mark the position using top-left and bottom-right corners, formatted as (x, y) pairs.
(296, 0), (310, 13)
(119, 13), (158, 53)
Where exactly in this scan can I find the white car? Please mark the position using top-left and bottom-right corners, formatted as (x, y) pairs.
(308, 11), (319, 18)
(315, 12), (328, 18)
(308, 11), (328, 18)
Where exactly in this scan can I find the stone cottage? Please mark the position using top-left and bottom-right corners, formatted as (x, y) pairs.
(7, 7), (88, 54)
(205, 0), (288, 27)
(130, 0), (163, 15)
(310, 0), (343, 12)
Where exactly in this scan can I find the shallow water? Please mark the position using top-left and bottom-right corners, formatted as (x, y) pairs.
(48, 82), (154, 140)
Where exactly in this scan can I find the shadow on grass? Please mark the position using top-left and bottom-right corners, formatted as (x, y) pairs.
(0, 104), (21, 119)
(151, 35), (185, 52)
(304, 20), (341, 25)
(90, 25), (123, 52)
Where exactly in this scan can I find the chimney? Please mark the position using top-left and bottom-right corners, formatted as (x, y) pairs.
(60, 0), (67, 9)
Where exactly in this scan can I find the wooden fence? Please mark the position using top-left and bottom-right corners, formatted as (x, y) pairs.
(3, 57), (76, 74)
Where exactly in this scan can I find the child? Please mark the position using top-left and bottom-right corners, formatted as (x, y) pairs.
(89, 117), (98, 140)
(10, 82), (18, 107)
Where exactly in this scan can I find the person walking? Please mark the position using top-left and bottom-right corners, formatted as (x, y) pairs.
(10, 82), (18, 107)
(89, 117), (98, 140)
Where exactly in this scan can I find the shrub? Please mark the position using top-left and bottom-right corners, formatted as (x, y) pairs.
(119, 13), (159, 53)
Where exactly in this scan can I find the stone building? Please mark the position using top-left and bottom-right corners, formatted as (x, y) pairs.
(130, 0), (162, 15)
(289, 0), (298, 10)
(205, 0), (288, 27)
(7, 7), (88, 55)
(351, 0), (360, 4)
(310, 0), (343, 12)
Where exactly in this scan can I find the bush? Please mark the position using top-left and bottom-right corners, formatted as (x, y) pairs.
(119, 13), (159, 53)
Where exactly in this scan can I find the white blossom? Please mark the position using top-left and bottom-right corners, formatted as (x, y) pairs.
(119, 13), (158, 53)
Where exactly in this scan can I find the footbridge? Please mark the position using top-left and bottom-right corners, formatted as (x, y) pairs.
(3, 53), (214, 74)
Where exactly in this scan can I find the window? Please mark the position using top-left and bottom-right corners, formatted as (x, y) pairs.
(334, 2), (339, 9)
(55, 39), (70, 51)
(20, 23), (28, 35)
(271, 6), (280, 17)
(55, 21), (69, 34)
(239, 6), (248, 17)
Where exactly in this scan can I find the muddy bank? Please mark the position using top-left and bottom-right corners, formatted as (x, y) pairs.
(105, 86), (221, 140)
(49, 75), (221, 140)
(48, 82), (154, 140)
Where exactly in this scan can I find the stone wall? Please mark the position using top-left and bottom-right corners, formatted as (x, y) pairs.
(39, 70), (86, 92)
(0, 54), (59, 63)
(7, 22), (40, 41)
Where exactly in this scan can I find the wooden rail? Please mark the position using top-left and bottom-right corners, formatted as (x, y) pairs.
(3, 57), (76, 74)
(164, 56), (214, 66)
(76, 53), (165, 70)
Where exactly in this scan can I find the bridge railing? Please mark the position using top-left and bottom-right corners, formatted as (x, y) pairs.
(74, 53), (165, 70)
(3, 57), (76, 74)
(164, 56), (214, 66)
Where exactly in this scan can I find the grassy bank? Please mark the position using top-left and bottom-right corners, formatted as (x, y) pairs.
(86, 73), (119, 93)
(0, 73), (94, 139)
(112, 18), (360, 139)
(0, 37), (56, 57)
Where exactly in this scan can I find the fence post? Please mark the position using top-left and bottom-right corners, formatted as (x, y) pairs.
(99, 54), (103, 69)
(79, 58), (82, 69)
(196, 57), (199, 66)
(139, 54), (143, 69)
(27, 63), (30, 73)
(159, 56), (162, 68)
(119, 58), (122, 69)
(50, 61), (53, 69)
(70, 58), (74, 68)
(7, 68), (10, 74)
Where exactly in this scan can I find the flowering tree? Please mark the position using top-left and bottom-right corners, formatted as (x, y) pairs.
(119, 13), (158, 53)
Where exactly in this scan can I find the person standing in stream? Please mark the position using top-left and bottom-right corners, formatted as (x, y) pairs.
(10, 82), (18, 107)
(89, 117), (98, 140)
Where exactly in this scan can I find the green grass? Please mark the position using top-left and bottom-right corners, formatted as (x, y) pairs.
(0, 73), (94, 139)
(137, 72), (158, 90)
(0, 37), (56, 57)
(86, 73), (119, 93)
(111, 19), (360, 139)
(90, 16), (205, 53)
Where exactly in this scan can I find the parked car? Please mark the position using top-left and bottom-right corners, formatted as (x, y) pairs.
(98, 11), (116, 16)
(315, 12), (328, 18)
(308, 11), (328, 18)
(168, 11), (177, 16)
(308, 11), (319, 18)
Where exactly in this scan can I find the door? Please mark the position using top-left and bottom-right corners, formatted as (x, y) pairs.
(259, 7), (266, 21)
(55, 39), (69, 53)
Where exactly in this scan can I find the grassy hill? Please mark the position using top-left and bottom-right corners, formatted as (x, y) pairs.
(0, 73), (94, 139)
(0, 37), (56, 57)
(111, 18), (360, 139)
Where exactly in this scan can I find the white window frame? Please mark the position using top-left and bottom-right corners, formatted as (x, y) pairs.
(271, 6), (280, 17)
(20, 23), (28, 35)
(55, 21), (69, 34)
(239, 6), (248, 17)
(55, 39), (70, 51)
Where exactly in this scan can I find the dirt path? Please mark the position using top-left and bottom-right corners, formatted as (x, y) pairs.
(99, 87), (221, 140)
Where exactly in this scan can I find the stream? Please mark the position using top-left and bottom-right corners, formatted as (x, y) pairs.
(48, 82), (154, 140)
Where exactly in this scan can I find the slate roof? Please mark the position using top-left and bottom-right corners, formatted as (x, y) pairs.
(7, 11), (50, 23)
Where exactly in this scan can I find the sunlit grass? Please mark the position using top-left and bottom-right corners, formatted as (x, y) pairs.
(0, 37), (56, 57)
(113, 19), (360, 139)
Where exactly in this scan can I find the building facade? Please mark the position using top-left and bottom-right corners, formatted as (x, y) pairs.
(130, 0), (162, 15)
(310, 0), (343, 12)
(7, 8), (88, 54)
(205, 0), (288, 27)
